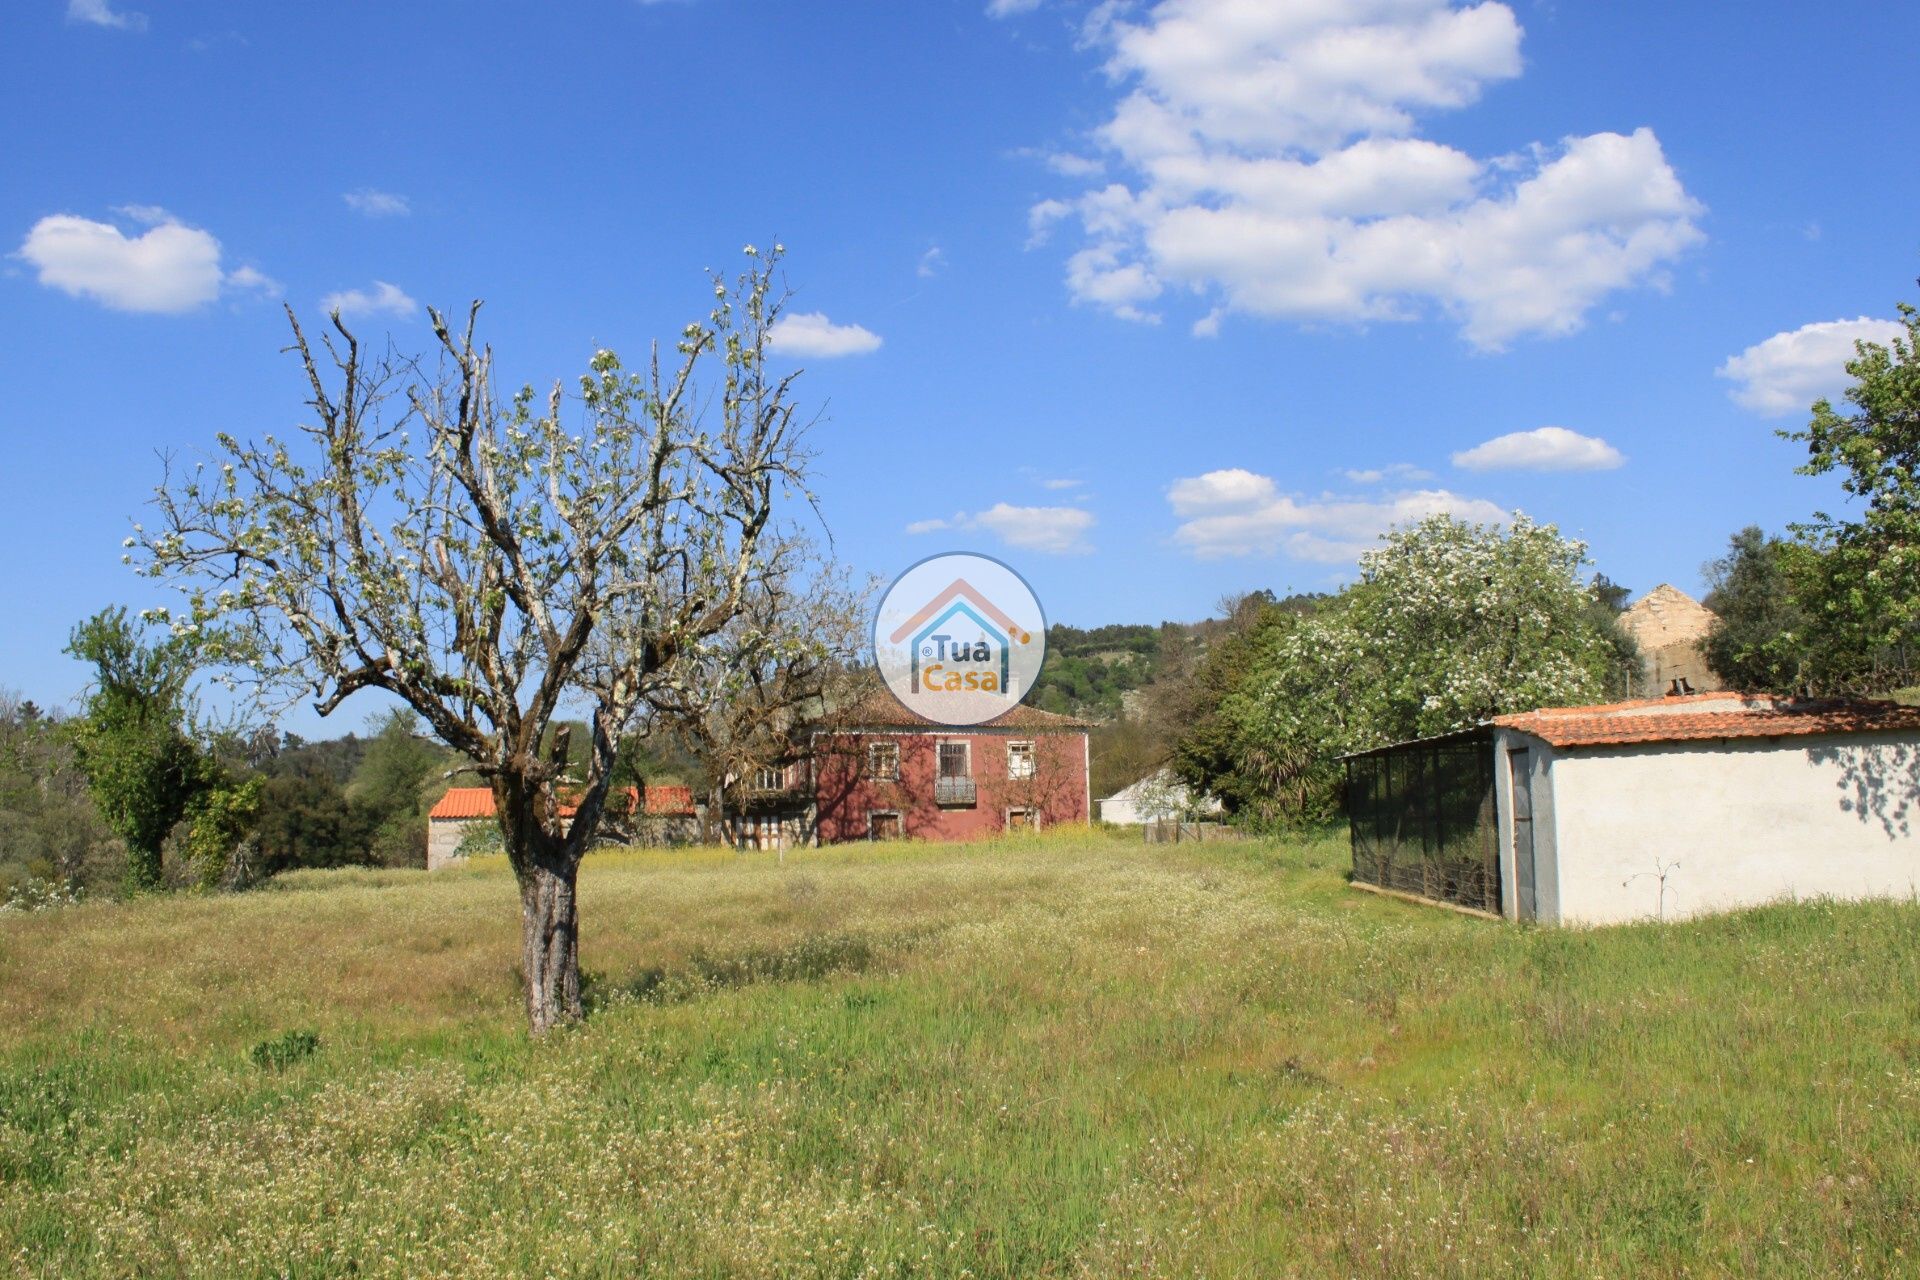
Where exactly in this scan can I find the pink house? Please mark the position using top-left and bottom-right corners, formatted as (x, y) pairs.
(811, 690), (1092, 842)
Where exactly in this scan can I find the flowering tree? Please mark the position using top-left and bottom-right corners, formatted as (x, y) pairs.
(1348, 513), (1616, 738)
(1202, 514), (1619, 822)
(648, 539), (871, 844)
(133, 248), (813, 1033)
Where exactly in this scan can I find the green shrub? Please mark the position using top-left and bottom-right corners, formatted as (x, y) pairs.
(249, 1029), (320, 1071)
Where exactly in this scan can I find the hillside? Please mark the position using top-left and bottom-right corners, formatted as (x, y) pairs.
(2, 831), (1915, 1277)
(1027, 622), (1167, 720)
(1030, 594), (1329, 723)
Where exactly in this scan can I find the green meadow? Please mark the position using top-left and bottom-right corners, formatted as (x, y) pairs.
(1, 829), (1916, 1278)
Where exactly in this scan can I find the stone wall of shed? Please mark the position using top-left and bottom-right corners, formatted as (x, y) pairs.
(427, 817), (482, 870)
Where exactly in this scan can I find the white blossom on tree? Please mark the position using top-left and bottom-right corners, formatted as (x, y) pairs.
(133, 247), (815, 1034)
(1220, 513), (1617, 821)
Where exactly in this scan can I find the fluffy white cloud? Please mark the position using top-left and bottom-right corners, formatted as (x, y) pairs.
(1452, 426), (1624, 472)
(320, 281), (418, 319)
(906, 503), (1095, 553)
(917, 245), (946, 278)
(68, 0), (146, 30)
(1167, 466), (1276, 516)
(343, 189), (411, 217)
(767, 311), (883, 358)
(1168, 467), (1505, 561)
(16, 210), (235, 312)
(1038, 0), (1703, 348)
(1716, 317), (1907, 417)
(972, 503), (1095, 553)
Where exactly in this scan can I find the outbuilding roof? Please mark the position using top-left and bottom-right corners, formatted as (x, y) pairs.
(428, 784), (696, 820)
(428, 787), (495, 819)
(1493, 693), (1920, 749)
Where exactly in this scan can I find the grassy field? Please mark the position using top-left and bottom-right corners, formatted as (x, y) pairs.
(1, 829), (1917, 1278)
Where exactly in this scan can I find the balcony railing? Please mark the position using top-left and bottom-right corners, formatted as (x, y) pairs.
(934, 776), (977, 807)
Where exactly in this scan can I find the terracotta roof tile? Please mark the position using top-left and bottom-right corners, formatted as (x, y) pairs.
(1494, 695), (1920, 749)
(428, 784), (696, 820)
(825, 688), (1094, 731)
(428, 787), (494, 819)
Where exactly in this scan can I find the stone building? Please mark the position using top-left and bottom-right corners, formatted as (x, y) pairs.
(1619, 583), (1722, 695)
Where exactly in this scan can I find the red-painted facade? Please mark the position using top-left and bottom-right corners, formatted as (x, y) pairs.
(812, 697), (1091, 843)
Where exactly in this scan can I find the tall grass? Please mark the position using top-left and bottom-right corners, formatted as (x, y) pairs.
(1, 826), (1916, 1277)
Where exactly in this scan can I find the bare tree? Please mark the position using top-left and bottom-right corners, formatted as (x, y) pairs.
(650, 540), (871, 846)
(134, 247), (813, 1033)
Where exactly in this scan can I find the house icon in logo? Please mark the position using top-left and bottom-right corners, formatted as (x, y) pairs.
(888, 578), (1034, 696)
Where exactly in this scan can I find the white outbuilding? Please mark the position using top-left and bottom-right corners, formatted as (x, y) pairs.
(1344, 693), (1920, 926)
(1098, 768), (1224, 826)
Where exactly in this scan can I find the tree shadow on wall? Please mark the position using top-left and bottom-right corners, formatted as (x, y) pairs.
(1806, 739), (1920, 838)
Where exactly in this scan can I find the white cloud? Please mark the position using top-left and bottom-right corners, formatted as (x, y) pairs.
(343, 189), (411, 217)
(1717, 317), (1907, 417)
(905, 503), (1095, 554)
(1026, 198), (1074, 249)
(1039, 0), (1704, 348)
(1039, 477), (1083, 491)
(68, 0), (146, 30)
(1017, 147), (1106, 178)
(113, 203), (174, 226)
(987, 0), (1045, 16)
(918, 245), (946, 278)
(1342, 462), (1433, 484)
(973, 503), (1095, 553)
(1452, 426), (1624, 472)
(16, 210), (227, 312)
(1167, 467), (1276, 516)
(320, 280), (418, 320)
(767, 311), (883, 358)
(1167, 467), (1506, 561)
(224, 265), (282, 298)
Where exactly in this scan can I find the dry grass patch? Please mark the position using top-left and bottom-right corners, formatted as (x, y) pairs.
(2, 827), (1917, 1277)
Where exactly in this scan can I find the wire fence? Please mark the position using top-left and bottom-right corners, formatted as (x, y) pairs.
(1141, 819), (1246, 845)
(1344, 729), (1501, 914)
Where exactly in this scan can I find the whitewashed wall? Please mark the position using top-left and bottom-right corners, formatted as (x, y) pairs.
(1528, 731), (1920, 925)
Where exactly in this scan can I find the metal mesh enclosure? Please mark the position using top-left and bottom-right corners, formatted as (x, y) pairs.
(1344, 729), (1500, 914)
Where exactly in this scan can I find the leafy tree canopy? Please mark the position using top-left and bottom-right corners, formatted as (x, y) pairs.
(63, 607), (212, 890)
(1781, 296), (1920, 689)
(1176, 514), (1620, 824)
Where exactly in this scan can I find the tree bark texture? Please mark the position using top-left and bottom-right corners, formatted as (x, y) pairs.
(518, 853), (583, 1034)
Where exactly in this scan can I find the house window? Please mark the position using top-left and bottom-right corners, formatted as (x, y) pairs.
(754, 764), (786, 791)
(938, 741), (970, 779)
(866, 740), (899, 781)
(935, 741), (976, 807)
(869, 810), (902, 841)
(1007, 741), (1035, 779)
(1007, 807), (1039, 832)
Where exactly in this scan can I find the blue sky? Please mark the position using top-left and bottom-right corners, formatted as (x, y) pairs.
(4, 0), (1917, 734)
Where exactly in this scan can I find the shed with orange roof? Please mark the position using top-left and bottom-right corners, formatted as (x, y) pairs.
(1343, 692), (1920, 925)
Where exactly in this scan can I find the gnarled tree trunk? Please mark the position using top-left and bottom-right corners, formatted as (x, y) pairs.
(519, 851), (583, 1034)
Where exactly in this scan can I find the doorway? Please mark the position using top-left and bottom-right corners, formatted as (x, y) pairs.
(1508, 748), (1538, 921)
